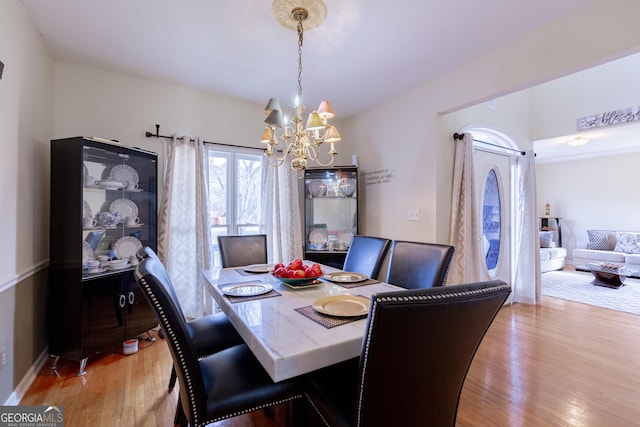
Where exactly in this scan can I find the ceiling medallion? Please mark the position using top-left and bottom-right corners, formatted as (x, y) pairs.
(272, 0), (327, 31)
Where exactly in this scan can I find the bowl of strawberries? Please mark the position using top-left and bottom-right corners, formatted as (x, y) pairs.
(271, 259), (324, 287)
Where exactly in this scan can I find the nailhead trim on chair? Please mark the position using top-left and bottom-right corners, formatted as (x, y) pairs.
(442, 247), (455, 285)
(355, 282), (510, 427)
(304, 391), (331, 427)
(139, 276), (202, 426)
(140, 275), (303, 427)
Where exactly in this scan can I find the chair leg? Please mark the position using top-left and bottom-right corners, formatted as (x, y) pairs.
(168, 366), (177, 391)
(174, 398), (187, 427)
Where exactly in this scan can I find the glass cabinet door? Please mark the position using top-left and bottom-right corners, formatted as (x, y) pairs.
(304, 167), (358, 261)
(81, 141), (157, 279)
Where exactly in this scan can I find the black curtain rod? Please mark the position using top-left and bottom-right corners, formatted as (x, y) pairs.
(452, 132), (525, 155)
(145, 124), (265, 151)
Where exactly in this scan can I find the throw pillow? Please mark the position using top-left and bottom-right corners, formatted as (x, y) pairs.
(539, 231), (554, 248)
(614, 232), (640, 254)
(587, 230), (612, 250)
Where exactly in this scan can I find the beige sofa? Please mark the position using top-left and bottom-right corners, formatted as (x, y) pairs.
(573, 230), (640, 273)
(541, 247), (567, 273)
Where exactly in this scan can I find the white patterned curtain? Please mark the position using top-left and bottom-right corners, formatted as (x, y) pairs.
(157, 136), (212, 318)
(512, 151), (541, 303)
(449, 132), (485, 284)
(261, 163), (303, 264)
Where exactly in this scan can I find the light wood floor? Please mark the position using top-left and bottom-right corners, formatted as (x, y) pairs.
(21, 296), (640, 426)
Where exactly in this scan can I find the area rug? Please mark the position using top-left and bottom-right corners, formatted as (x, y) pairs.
(542, 270), (640, 315)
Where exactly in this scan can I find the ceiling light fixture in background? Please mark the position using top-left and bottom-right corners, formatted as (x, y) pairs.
(568, 136), (589, 147)
(260, 0), (341, 172)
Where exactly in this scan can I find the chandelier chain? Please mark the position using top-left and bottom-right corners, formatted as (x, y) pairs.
(297, 18), (304, 100)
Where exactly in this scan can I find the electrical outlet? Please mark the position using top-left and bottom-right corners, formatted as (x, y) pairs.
(407, 209), (420, 221)
(0, 347), (6, 368)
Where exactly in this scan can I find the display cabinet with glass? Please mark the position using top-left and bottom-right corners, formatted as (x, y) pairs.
(303, 166), (358, 268)
(49, 137), (158, 375)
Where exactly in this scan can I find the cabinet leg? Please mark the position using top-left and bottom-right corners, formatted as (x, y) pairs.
(77, 358), (88, 376)
(49, 355), (60, 370)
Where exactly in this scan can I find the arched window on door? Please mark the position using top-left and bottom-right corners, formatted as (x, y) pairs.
(482, 168), (501, 275)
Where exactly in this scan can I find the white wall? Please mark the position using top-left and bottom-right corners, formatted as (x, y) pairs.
(53, 63), (353, 199)
(341, 0), (640, 245)
(536, 153), (640, 259)
(530, 53), (640, 141)
(0, 0), (53, 403)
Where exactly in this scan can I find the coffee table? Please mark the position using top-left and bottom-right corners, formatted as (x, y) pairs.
(578, 263), (639, 288)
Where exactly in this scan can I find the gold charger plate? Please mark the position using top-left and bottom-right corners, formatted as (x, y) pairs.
(221, 282), (273, 297)
(324, 272), (368, 283)
(312, 295), (370, 317)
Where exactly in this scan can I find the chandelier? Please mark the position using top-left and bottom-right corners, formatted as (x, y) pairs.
(260, 0), (341, 172)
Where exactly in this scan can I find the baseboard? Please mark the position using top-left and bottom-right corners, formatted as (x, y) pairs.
(4, 347), (49, 406)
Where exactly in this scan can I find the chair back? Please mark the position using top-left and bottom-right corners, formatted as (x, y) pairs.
(385, 240), (455, 289)
(357, 280), (511, 427)
(134, 255), (206, 425)
(217, 234), (268, 268)
(343, 236), (391, 279)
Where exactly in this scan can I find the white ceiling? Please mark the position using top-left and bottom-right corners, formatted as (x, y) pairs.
(23, 0), (637, 162)
(533, 121), (640, 163)
(20, 0), (597, 118)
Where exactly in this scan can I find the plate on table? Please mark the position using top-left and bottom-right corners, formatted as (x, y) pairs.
(221, 282), (273, 297)
(312, 295), (370, 317)
(110, 198), (138, 219)
(113, 236), (142, 259)
(109, 164), (139, 186)
(272, 274), (323, 287)
(324, 272), (368, 283)
(243, 264), (275, 273)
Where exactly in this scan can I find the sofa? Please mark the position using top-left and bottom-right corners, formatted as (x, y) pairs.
(539, 230), (566, 273)
(573, 230), (640, 273)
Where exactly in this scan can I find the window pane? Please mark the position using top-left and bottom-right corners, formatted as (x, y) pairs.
(482, 169), (501, 275)
(208, 154), (228, 226)
(236, 156), (263, 226)
(207, 148), (264, 268)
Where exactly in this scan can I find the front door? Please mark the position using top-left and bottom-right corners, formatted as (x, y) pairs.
(474, 148), (512, 284)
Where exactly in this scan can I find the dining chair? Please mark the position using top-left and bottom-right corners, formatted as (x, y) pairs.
(303, 280), (511, 427)
(217, 234), (268, 267)
(384, 240), (455, 289)
(342, 236), (391, 280)
(134, 254), (303, 427)
(136, 247), (243, 391)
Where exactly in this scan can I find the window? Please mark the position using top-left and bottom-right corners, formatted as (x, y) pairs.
(482, 168), (501, 275)
(207, 146), (265, 266)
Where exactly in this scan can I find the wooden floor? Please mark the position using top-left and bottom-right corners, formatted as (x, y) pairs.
(21, 296), (640, 426)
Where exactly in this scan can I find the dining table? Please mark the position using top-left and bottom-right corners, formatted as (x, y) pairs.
(202, 263), (402, 382)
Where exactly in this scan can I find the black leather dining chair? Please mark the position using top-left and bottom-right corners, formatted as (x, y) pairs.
(384, 240), (455, 289)
(136, 247), (243, 391)
(217, 234), (268, 267)
(303, 280), (511, 427)
(134, 254), (303, 427)
(342, 235), (391, 280)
